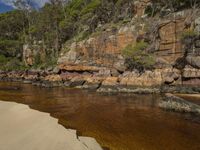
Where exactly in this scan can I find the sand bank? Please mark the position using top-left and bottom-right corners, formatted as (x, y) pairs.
(0, 101), (102, 150)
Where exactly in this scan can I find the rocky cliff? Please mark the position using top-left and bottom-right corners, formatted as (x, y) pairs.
(20, 0), (200, 93)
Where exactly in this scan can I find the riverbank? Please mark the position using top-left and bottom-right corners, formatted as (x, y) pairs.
(0, 69), (200, 94)
(0, 101), (102, 150)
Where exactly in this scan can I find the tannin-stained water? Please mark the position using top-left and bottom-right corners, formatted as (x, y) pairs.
(0, 82), (199, 150)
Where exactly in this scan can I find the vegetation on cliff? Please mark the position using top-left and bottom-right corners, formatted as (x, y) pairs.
(123, 41), (155, 72)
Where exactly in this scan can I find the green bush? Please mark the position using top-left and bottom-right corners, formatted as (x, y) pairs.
(81, 0), (101, 15)
(0, 58), (29, 71)
(122, 41), (155, 72)
(0, 54), (9, 64)
(123, 41), (149, 56)
(32, 55), (58, 69)
(180, 29), (198, 40)
(0, 39), (22, 56)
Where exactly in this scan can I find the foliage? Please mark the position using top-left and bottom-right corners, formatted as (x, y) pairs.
(122, 41), (155, 72)
(32, 56), (58, 69)
(0, 57), (29, 71)
(0, 54), (9, 64)
(0, 10), (25, 58)
(148, 0), (200, 16)
(81, 0), (101, 15)
(180, 29), (199, 40)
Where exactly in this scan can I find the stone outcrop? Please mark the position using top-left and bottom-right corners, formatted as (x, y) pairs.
(186, 56), (200, 69)
(59, 64), (103, 72)
(156, 18), (185, 64)
(58, 9), (199, 71)
(58, 25), (137, 69)
(23, 42), (46, 66)
(159, 94), (200, 114)
(134, 0), (151, 18)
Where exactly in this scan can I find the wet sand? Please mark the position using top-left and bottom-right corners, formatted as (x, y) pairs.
(0, 101), (102, 150)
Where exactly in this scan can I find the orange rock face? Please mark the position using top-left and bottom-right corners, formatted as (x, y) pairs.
(156, 18), (186, 63)
(58, 64), (104, 72)
(73, 30), (136, 67)
(44, 75), (62, 82)
(59, 17), (189, 70)
(102, 77), (119, 86)
(57, 22), (139, 69)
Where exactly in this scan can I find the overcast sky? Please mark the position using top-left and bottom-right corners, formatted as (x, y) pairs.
(0, 0), (49, 8)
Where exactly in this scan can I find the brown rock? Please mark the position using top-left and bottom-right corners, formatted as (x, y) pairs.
(44, 75), (62, 82)
(70, 76), (86, 87)
(183, 67), (200, 78)
(186, 56), (200, 69)
(83, 77), (104, 89)
(120, 70), (162, 87)
(102, 77), (119, 86)
(59, 64), (102, 72)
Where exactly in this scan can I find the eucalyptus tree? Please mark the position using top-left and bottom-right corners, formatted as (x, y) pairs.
(13, 0), (33, 42)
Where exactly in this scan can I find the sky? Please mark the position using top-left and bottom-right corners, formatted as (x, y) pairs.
(0, 1), (13, 13)
(0, 0), (49, 13)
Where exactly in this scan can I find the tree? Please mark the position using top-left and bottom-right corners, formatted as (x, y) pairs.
(13, 0), (33, 42)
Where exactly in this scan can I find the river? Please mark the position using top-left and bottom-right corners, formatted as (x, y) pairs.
(0, 82), (199, 150)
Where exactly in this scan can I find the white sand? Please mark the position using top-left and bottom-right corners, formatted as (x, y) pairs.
(0, 101), (102, 150)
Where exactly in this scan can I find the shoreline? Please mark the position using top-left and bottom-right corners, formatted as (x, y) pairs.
(0, 70), (200, 94)
(1, 70), (200, 115)
(0, 101), (103, 150)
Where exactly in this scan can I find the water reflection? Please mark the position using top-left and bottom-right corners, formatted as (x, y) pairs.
(0, 82), (199, 150)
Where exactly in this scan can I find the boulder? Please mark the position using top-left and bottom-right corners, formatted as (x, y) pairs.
(110, 69), (120, 77)
(195, 40), (200, 48)
(70, 77), (86, 87)
(101, 77), (119, 86)
(120, 70), (162, 87)
(44, 75), (62, 82)
(83, 77), (103, 90)
(96, 69), (111, 77)
(195, 17), (200, 33)
(186, 56), (200, 69)
(113, 56), (126, 72)
(52, 67), (60, 74)
(159, 94), (200, 114)
(183, 67), (200, 78)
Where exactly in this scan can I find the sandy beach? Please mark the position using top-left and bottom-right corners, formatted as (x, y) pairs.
(0, 101), (102, 150)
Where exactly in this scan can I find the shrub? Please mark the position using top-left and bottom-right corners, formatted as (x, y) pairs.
(0, 58), (29, 71)
(81, 0), (101, 15)
(0, 39), (22, 57)
(32, 55), (58, 69)
(0, 54), (9, 64)
(180, 29), (198, 40)
(122, 41), (155, 72)
(180, 29), (200, 56)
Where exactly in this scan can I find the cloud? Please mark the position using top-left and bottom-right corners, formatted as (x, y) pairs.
(0, 0), (49, 8)
(32, 0), (49, 7)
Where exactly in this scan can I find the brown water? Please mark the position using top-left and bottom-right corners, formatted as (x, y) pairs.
(0, 82), (200, 150)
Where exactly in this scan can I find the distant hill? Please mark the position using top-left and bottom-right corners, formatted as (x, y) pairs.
(0, 2), (13, 13)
